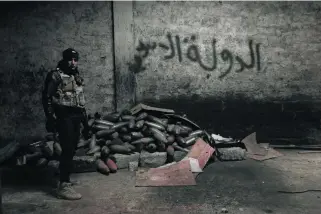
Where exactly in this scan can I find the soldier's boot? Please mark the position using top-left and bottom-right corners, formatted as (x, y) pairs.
(53, 179), (80, 188)
(56, 182), (82, 200)
(68, 180), (81, 186)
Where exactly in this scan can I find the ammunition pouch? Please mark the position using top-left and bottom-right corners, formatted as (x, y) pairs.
(52, 72), (86, 108)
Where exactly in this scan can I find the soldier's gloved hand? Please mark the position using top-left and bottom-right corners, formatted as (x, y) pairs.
(75, 75), (84, 86)
(46, 116), (56, 133)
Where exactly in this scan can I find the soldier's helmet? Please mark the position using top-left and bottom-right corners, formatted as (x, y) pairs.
(63, 48), (79, 61)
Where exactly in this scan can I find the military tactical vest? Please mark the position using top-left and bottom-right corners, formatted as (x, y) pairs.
(52, 70), (86, 108)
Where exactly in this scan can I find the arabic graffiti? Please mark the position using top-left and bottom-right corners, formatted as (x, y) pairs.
(128, 32), (262, 79)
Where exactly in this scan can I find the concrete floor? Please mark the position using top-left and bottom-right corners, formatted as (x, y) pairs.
(2, 149), (321, 214)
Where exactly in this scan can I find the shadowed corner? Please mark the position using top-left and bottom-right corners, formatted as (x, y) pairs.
(138, 95), (321, 145)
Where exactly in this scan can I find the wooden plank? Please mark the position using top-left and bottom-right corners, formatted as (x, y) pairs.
(130, 103), (175, 115)
(135, 160), (196, 187)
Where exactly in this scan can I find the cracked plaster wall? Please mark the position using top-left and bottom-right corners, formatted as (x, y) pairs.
(132, 1), (321, 102)
(130, 1), (321, 141)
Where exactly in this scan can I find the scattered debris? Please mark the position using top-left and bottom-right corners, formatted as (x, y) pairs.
(217, 147), (246, 161)
(182, 157), (203, 173)
(242, 132), (267, 156)
(185, 138), (215, 170)
(128, 161), (139, 172)
(135, 138), (214, 186)
(164, 114), (201, 130)
(212, 134), (235, 144)
(259, 143), (270, 150)
(211, 132), (284, 162)
(237, 132), (283, 161)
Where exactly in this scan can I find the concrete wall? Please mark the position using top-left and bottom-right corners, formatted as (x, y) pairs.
(0, 2), (114, 143)
(132, 1), (321, 101)
(1, 1), (321, 144)
(130, 1), (321, 141)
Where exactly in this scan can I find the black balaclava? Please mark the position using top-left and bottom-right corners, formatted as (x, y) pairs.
(58, 48), (79, 75)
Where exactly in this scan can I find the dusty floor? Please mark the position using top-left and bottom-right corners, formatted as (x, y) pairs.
(2, 149), (321, 214)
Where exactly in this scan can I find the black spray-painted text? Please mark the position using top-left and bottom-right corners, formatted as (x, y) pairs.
(129, 33), (262, 79)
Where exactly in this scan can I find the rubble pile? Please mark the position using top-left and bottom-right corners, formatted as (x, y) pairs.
(8, 104), (214, 176)
(4, 104), (283, 181)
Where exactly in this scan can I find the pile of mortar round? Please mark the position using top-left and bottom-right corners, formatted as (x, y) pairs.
(11, 109), (208, 176)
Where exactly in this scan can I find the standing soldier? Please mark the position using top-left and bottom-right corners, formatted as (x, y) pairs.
(42, 48), (89, 200)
